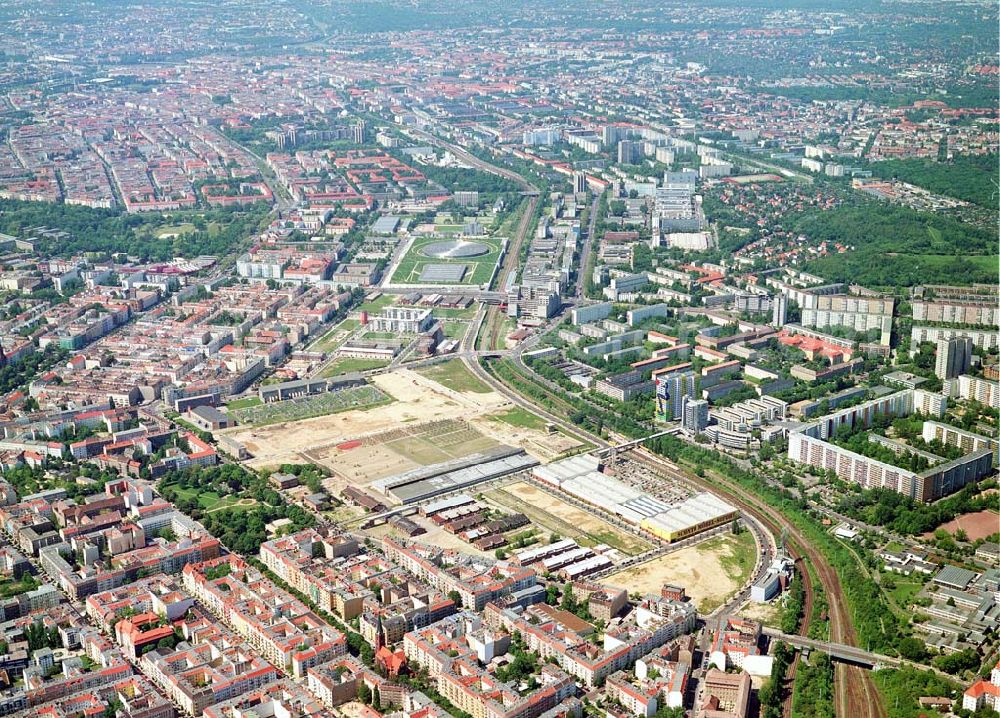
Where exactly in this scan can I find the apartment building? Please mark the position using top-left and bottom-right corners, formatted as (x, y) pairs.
(787, 389), (993, 501)
(922, 421), (998, 460)
(141, 612), (279, 715)
(381, 538), (536, 612)
(957, 375), (1000, 409)
(85, 574), (194, 631)
(403, 615), (576, 718)
(183, 556), (347, 678)
(259, 528), (373, 619)
(484, 598), (695, 688)
(913, 299), (999, 327)
(202, 680), (336, 718)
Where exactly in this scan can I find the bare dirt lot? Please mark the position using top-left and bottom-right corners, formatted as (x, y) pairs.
(475, 414), (585, 461)
(220, 368), (509, 468)
(224, 367), (577, 469)
(737, 599), (784, 628)
(924, 510), (1000, 542)
(601, 532), (757, 612)
(484, 481), (652, 556)
(360, 515), (493, 556)
(312, 418), (505, 503)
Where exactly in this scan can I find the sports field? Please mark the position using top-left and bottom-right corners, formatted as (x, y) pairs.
(923, 510), (999, 542)
(390, 235), (503, 286)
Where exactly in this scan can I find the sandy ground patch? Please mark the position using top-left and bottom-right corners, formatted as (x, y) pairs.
(737, 599), (784, 629)
(317, 443), (419, 486)
(219, 368), (509, 468)
(360, 515), (492, 557)
(338, 701), (378, 718)
(923, 510), (999, 542)
(601, 533), (756, 612)
(484, 481), (652, 556)
(472, 415), (585, 462)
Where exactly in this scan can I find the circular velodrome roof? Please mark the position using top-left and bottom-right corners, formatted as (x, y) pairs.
(421, 239), (491, 259)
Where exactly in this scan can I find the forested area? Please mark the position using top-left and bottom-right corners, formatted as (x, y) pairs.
(158, 464), (314, 554)
(413, 162), (523, 205)
(872, 667), (960, 718)
(754, 82), (999, 108)
(793, 204), (998, 286)
(0, 199), (267, 260)
(758, 642), (792, 718)
(835, 482), (999, 536)
(790, 653), (834, 718)
(0, 345), (68, 395)
(867, 154), (997, 208)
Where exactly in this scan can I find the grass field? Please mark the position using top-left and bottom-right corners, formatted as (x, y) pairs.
(231, 385), (391, 426)
(155, 222), (196, 237)
(430, 305), (479, 319)
(885, 573), (925, 608)
(489, 407), (548, 430)
(308, 319), (360, 353)
(319, 357), (390, 377)
(384, 422), (497, 465)
(170, 486), (257, 512)
(357, 295), (396, 313)
(418, 360), (492, 394)
(603, 530), (756, 611)
(713, 531), (757, 588)
(227, 396), (262, 411)
(390, 235), (502, 286)
(906, 253), (999, 275)
(149, 220), (222, 239)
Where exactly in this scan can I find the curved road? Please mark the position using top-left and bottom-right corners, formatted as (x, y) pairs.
(438, 137), (884, 718)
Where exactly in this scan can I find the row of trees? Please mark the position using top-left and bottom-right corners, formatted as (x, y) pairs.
(835, 482), (999, 536)
(758, 641), (792, 718)
(648, 434), (904, 654)
(867, 155), (998, 208)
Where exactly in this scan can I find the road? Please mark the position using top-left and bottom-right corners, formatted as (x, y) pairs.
(574, 191), (601, 300)
(434, 135), (883, 717)
(630, 446), (886, 718)
(224, 134), (295, 213)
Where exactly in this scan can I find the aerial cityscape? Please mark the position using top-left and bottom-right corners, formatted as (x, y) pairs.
(0, 1), (996, 717)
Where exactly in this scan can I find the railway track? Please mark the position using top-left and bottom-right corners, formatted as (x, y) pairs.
(629, 448), (885, 718)
(476, 344), (885, 718)
(780, 555), (815, 717)
(434, 129), (884, 717)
